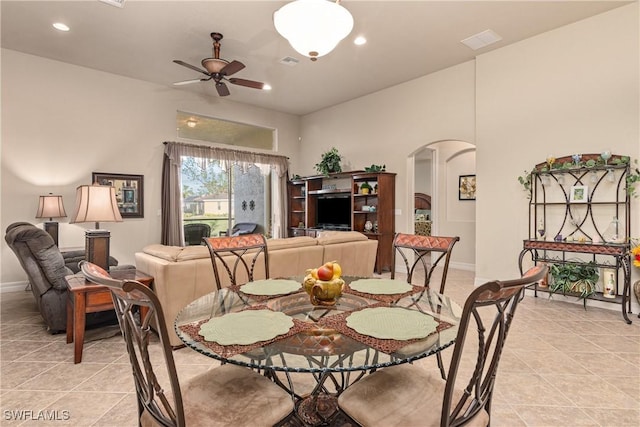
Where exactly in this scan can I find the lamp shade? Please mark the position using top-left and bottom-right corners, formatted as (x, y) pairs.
(35, 194), (67, 220)
(274, 0), (354, 61)
(69, 183), (123, 229)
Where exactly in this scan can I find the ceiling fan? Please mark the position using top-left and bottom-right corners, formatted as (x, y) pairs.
(173, 32), (265, 97)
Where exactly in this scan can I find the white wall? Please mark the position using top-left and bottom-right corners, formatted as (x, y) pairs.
(431, 140), (476, 269)
(300, 61), (477, 258)
(475, 3), (639, 291)
(1, 49), (300, 288)
(414, 156), (432, 196)
(299, 3), (638, 306)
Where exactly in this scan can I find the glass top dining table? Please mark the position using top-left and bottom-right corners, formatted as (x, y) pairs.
(174, 276), (462, 373)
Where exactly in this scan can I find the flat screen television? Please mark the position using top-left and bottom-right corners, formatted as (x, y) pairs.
(316, 195), (351, 230)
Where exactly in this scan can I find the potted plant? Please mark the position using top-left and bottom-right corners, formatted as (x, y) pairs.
(315, 147), (342, 176)
(549, 261), (599, 302)
(360, 182), (373, 194)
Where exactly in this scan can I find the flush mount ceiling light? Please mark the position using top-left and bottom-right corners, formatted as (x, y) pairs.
(274, 0), (354, 61)
(187, 119), (197, 128)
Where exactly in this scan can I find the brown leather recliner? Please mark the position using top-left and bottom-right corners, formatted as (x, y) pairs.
(4, 222), (119, 333)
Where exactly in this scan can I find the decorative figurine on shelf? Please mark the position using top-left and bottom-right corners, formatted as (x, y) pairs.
(602, 268), (616, 299)
(546, 154), (556, 170)
(572, 154), (582, 167)
(537, 220), (545, 240)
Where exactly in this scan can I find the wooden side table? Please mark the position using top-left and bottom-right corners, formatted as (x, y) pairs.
(65, 269), (153, 364)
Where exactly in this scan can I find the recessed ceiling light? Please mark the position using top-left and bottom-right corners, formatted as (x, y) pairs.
(354, 36), (367, 46)
(263, 84), (272, 91)
(52, 22), (70, 32)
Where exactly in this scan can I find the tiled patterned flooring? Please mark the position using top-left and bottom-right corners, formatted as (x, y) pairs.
(1, 269), (638, 426)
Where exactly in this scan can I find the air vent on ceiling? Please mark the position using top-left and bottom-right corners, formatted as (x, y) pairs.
(99, 0), (126, 8)
(279, 56), (299, 66)
(461, 29), (502, 51)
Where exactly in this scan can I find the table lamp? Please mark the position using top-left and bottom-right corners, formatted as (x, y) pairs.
(69, 183), (123, 270)
(35, 193), (67, 246)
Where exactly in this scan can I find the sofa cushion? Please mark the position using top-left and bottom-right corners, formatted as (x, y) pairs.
(142, 244), (209, 262)
(143, 244), (185, 261)
(266, 236), (317, 251)
(315, 231), (369, 245)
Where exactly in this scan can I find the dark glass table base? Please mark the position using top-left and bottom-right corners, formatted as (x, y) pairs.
(297, 394), (339, 426)
(278, 396), (357, 427)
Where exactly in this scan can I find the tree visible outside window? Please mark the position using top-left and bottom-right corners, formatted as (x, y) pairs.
(181, 156), (270, 237)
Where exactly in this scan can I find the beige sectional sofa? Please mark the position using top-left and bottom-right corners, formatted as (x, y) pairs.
(134, 231), (378, 346)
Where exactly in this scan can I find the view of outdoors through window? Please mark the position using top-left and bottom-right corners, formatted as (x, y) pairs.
(181, 156), (270, 240)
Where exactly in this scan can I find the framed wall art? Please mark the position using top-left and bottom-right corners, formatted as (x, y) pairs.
(458, 175), (476, 201)
(569, 185), (588, 203)
(92, 172), (144, 218)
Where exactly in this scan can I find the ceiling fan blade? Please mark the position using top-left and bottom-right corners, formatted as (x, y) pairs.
(229, 78), (265, 90)
(173, 60), (210, 76)
(216, 82), (230, 96)
(221, 60), (245, 76)
(173, 78), (210, 86)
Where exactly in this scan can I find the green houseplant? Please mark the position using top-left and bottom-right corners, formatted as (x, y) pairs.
(549, 261), (599, 302)
(315, 147), (342, 176)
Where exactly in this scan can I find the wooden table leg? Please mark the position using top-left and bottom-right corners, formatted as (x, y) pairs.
(66, 294), (73, 344)
(73, 291), (86, 364)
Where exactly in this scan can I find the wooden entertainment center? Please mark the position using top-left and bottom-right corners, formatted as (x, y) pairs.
(288, 171), (396, 274)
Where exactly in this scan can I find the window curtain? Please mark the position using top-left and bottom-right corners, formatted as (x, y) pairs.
(162, 141), (289, 245)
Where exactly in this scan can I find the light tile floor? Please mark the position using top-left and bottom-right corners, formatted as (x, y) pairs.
(1, 269), (638, 426)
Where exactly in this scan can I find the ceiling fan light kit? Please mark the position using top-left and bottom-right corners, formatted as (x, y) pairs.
(274, 0), (354, 61)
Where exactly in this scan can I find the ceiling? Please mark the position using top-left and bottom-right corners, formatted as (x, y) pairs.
(1, 1), (630, 116)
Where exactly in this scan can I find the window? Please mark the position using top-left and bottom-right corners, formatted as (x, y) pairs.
(181, 157), (270, 237)
(162, 142), (289, 246)
(176, 111), (274, 151)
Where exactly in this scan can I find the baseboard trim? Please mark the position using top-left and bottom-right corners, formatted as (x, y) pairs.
(1, 281), (29, 293)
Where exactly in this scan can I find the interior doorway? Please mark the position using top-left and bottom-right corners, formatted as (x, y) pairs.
(411, 140), (476, 271)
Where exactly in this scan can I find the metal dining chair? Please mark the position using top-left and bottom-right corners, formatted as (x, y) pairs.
(79, 261), (293, 427)
(338, 265), (548, 427)
(203, 234), (269, 290)
(391, 233), (460, 294)
(392, 233), (460, 379)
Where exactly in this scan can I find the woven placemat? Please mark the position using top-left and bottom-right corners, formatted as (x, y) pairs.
(178, 316), (316, 358)
(318, 307), (454, 355)
(343, 282), (423, 303)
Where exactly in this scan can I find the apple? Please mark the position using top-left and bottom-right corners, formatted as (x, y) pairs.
(317, 263), (334, 281)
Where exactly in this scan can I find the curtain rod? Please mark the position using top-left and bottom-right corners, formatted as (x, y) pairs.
(163, 141), (289, 160)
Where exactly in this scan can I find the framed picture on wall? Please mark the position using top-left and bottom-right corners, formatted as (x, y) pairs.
(569, 185), (588, 203)
(458, 175), (476, 200)
(92, 172), (144, 218)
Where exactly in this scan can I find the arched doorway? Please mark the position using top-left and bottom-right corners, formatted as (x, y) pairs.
(411, 140), (476, 271)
